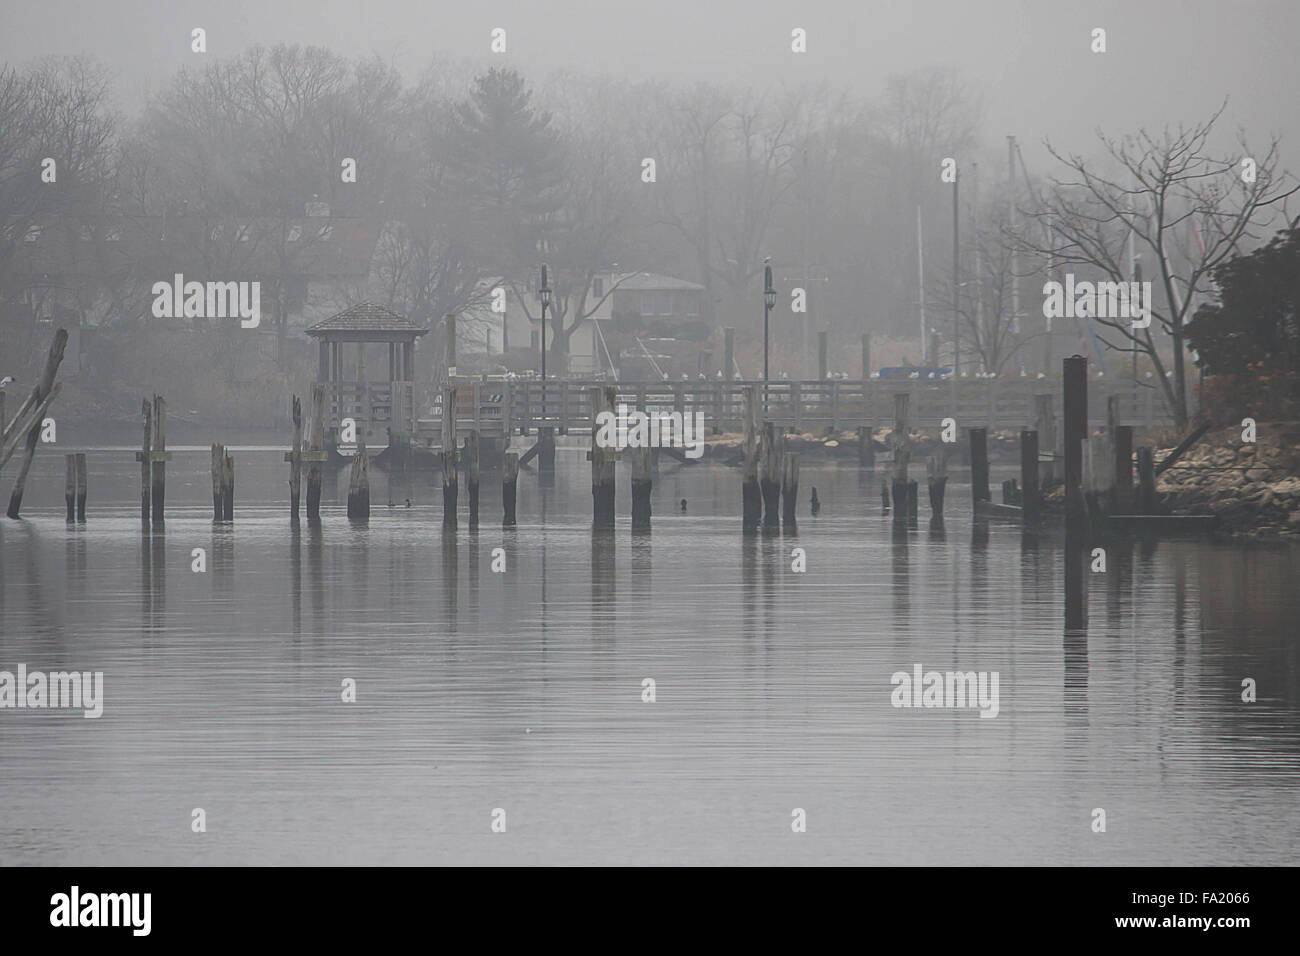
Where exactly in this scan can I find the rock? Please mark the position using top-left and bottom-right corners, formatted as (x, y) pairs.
(1246, 467), (1271, 481)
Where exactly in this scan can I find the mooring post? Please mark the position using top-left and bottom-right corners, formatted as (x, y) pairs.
(442, 386), (458, 529)
(927, 451), (947, 521)
(881, 477), (890, 513)
(140, 399), (152, 524)
(590, 386), (616, 530)
(150, 394), (166, 524)
(75, 452), (86, 522)
(742, 385), (761, 530)
(466, 431), (480, 529)
(210, 444), (224, 520)
(1115, 425), (1134, 513)
(781, 452), (799, 528)
(629, 444), (651, 531)
(1136, 446), (1157, 514)
(65, 454), (76, 522)
(857, 426), (874, 467)
(818, 331), (828, 381)
(348, 443), (370, 521)
(1021, 429), (1040, 528)
(222, 452), (234, 521)
(1034, 393), (1056, 486)
(288, 395), (303, 522)
(1063, 356), (1087, 519)
(891, 393), (910, 524)
(502, 451), (519, 528)
(760, 421), (782, 529)
(306, 385), (325, 522)
(969, 426), (990, 509)
(907, 478), (918, 526)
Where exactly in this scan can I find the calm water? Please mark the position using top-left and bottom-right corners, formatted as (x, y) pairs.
(1, 444), (1297, 865)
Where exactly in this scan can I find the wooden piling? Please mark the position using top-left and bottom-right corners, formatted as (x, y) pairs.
(5, 328), (68, 520)
(75, 453), (86, 522)
(590, 386), (616, 530)
(348, 443), (370, 521)
(629, 444), (651, 530)
(760, 421), (782, 529)
(466, 431), (480, 529)
(502, 451), (519, 527)
(442, 385), (458, 528)
(140, 399), (152, 523)
(781, 452), (799, 527)
(150, 394), (166, 523)
(211, 444), (224, 520)
(742, 385), (761, 530)
(723, 327), (735, 379)
(861, 333), (871, 380)
(907, 478), (918, 524)
(818, 331), (828, 380)
(65, 454), (76, 521)
(1114, 425), (1134, 512)
(288, 395), (302, 522)
(1021, 429), (1040, 528)
(857, 426), (874, 467)
(926, 451), (948, 520)
(969, 427), (990, 508)
(1063, 356), (1087, 518)
(1034, 393), (1057, 485)
(222, 453), (234, 521)
(1136, 446), (1157, 514)
(306, 385), (324, 522)
(538, 426), (556, 472)
(891, 394), (910, 525)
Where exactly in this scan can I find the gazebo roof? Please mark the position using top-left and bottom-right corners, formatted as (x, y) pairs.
(306, 302), (428, 338)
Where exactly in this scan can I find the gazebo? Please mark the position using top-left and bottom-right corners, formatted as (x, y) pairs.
(305, 303), (428, 449)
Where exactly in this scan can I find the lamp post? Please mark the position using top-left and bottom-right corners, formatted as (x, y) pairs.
(763, 261), (776, 391)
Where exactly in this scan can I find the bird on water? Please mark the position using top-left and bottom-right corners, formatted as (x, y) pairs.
(680, 498), (687, 512)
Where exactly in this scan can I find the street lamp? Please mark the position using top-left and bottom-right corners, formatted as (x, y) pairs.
(763, 261), (776, 385)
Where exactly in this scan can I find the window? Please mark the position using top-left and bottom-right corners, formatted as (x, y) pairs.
(593, 277), (604, 297)
(685, 293), (701, 316)
(659, 291), (672, 315)
(640, 292), (655, 316)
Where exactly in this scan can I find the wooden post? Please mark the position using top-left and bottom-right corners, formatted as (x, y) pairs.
(210, 444), (224, 520)
(442, 385), (458, 528)
(445, 312), (457, 374)
(970, 427), (990, 508)
(857, 426), (874, 467)
(861, 333), (871, 380)
(1033, 393), (1056, 485)
(348, 443), (370, 521)
(591, 386), (616, 530)
(6, 328), (68, 519)
(222, 453), (235, 521)
(1063, 356), (1087, 518)
(881, 478), (890, 513)
(907, 478), (918, 525)
(724, 327), (735, 379)
(141, 399), (152, 523)
(891, 393), (910, 524)
(1114, 425), (1134, 513)
(1021, 429), (1040, 528)
(818, 331), (828, 381)
(760, 421), (782, 529)
(65, 454), (76, 521)
(288, 395), (302, 521)
(781, 452), (799, 527)
(742, 385), (761, 530)
(150, 394), (166, 523)
(1136, 447), (1157, 514)
(466, 431), (480, 529)
(502, 451), (519, 527)
(926, 451), (948, 521)
(307, 385), (324, 522)
(629, 444), (651, 530)
(538, 426), (555, 472)
(75, 453), (86, 522)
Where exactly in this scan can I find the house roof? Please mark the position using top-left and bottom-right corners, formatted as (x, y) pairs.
(613, 272), (705, 292)
(306, 302), (428, 337)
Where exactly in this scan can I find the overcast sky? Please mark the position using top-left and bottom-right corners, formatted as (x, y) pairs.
(3, 0), (1296, 173)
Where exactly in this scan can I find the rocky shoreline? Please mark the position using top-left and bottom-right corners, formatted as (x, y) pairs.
(1154, 422), (1300, 540)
